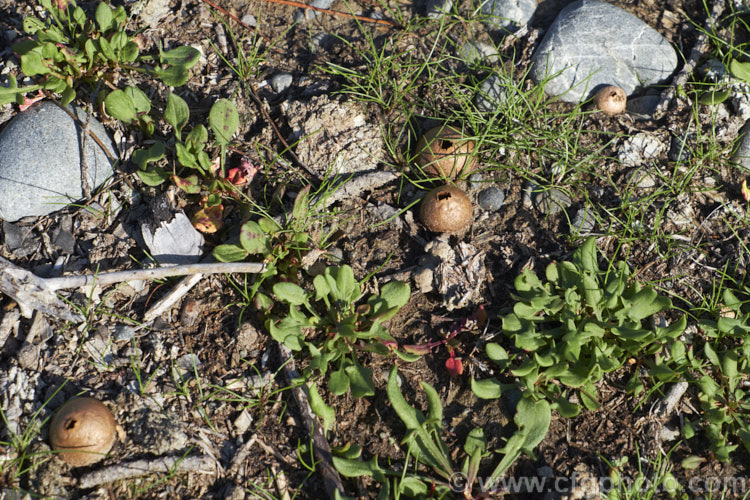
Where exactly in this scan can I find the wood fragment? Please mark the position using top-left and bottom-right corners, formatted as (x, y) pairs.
(259, 0), (402, 27)
(0, 256), (266, 322)
(652, 381), (689, 418)
(277, 343), (344, 499)
(653, 0), (726, 120)
(78, 455), (215, 489)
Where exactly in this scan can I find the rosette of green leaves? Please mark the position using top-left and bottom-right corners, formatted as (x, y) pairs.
(266, 265), (410, 398)
(130, 94), (238, 190)
(691, 288), (750, 461)
(4, 0), (199, 106)
(472, 238), (685, 417)
(332, 367), (550, 497)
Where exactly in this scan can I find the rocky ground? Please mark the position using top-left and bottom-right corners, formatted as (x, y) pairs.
(1, 0), (750, 498)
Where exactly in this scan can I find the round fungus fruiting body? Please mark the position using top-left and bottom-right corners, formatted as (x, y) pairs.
(420, 185), (473, 232)
(594, 85), (627, 115)
(415, 125), (476, 179)
(49, 397), (117, 467)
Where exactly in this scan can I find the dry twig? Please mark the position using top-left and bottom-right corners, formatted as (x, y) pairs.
(78, 455), (215, 489)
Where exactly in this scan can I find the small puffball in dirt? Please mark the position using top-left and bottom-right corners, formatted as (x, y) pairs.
(49, 397), (117, 466)
(415, 125), (476, 179)
(420, 185), (473, 232)
(594, 85), (627, 115)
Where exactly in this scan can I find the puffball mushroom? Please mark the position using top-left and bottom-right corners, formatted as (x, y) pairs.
(49, 397), (117, 467)
(420, 185), (473, 232)
(415, 125), (476, 179)
(594, 85), (627, 115)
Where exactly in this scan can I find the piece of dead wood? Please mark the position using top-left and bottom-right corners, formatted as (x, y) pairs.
(316, 170), (400, 209)
(652, 381), (689, 418)
(78, 455), (215, 489)
(653, 0), (726, 120)
(277, 343), (344, 499)
(0, 256), (266, 322)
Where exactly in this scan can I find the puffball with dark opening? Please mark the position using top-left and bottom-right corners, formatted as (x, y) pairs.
(49, 397), (117, 466)
(594, 85), (627, 115)
(420, 185), (473, 232)
(415, 125), (476, 179)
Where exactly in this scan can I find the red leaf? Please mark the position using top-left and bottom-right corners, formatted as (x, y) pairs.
(226, 167), (247, 185)
(191, 204), (223, 233)
(445, 355), (463, 377)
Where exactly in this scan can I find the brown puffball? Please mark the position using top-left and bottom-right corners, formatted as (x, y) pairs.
(594, 85), (627, 115)
(415, 125), (476, 179)
(49, 397), (117, 467)
(420, 185), (473, 232)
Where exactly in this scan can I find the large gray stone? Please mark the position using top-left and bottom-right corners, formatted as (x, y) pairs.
(478, 0), (536, 33)
(0, 101), (115, 221)
(732, 120), (750, 171)
(530, 0), (678, 103)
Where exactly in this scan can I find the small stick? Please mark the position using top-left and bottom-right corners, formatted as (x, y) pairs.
(43, 261), (266, 291)
(79, 104), (93, 198)
(277, 343), (344, 499)
(49, 98), (117, 161)
(143, 272), (206, 322)
(653, 0), (726, 120)
(78, 455), (215, 489)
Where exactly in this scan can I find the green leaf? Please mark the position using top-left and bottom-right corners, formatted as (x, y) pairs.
(704, 342), (720, 367)
(551, 397), (580, 418)
(20, 52), (50, 76)
(399, 477), (428, 496)
(329, 368), (350, 395)
(154, 64), (190, 87)
(345, 362), (375, 398)
(95, 2), (114, 31)
(104, 89), (137, 123)
(98, 37), (116, 61)
(380, 280), (410, 309)
(486, 343), (509, 368)
(240, 221), (268, 255)
(165, 92), (189, 139)
(175, 142), (198, 169)
(60, 86), (75, 106)
(698, 90), (730, 105)
(471, 377), (503, 399)
(680, 456), (705, 470)
(730, 59), (750, 83)
(72, 7), (86, 26)
(110, 31), (128, 51)
(136, 168), (169, 186)
(212, 244), (248, 262)
(124, 86), (151, 114)
(626, 287), (671, 321)
(160, 46), (201, 68)
(308, 383), (335, 434)
(185, 124), (208, 149)
(386, 367), (421, 430)
(573, 237), (598, 274)
(273, 282), (308, 306)
(209, 98), (239, 146)
(293, 184), (311, 221)
(22, 17), (45, 35)
(420, 380), (443, 423)
(132, 141), (165, 170)
(172, 174), (201, 194)
(121, 41), (139, 62)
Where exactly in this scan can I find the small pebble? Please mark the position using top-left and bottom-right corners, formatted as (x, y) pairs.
(570, 206), (596, 234)
(477, 186), (505, 211)
(533, 188), (571, 215)
(468, 173), (483, 185)
(475, 74), (509, 112)
(113, 324), (136, 342)
(271, 73), (293, 93)
(240, 14), (257, 27)
(668, 132), (694, 162)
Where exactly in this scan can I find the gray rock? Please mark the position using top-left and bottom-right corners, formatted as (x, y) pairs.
(479, 0), (536, 33)
(477, 186), (505, 211)
(530, 0), (678, 103)
(271, 73), (293, 93)
(468, 172), (484, 185)
(570, 206), (596, 234)
(733, 120), (750, 171)
(141, 211), (204, 265)
(456, 41), (499, 67)
(534, 188), (571, 215)
(618, 132), (667, 167)
(669, 132), (695, 162)
(294, 0), (334, 22)
(475, 74), (510, 112)
(626, 168), (657, 189)
(0, 101), (115, 221)
(426, 0), (453, 18)
(626, 95), (660, 118)
(138, 0), (172, 27)
(240, 14), (257, 27)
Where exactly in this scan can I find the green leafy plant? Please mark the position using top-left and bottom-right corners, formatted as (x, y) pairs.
(2, 0), (199, 106)
(692, 287), (750, 461)
(265, 265), (409, 398)
(332, 367), (550, 498)
(472, 238), (686, 417)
